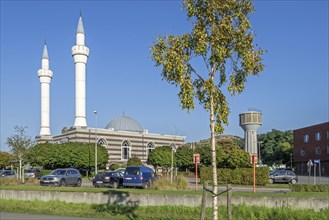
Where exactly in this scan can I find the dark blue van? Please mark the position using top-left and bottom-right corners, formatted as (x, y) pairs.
(123, 166), (155, 189)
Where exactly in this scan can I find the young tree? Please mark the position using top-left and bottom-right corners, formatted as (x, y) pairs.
(6, 126), (34, 164)
(151, 1), (264, 218)
(175, 145), (194, 170)
(147, 146), (172, 173)
(127, 156), (143, 166)
(0, 152), (14, 169)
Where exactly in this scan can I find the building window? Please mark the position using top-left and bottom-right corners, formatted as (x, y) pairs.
(304, 134), (309, 143)
(146, 142), (155, 157)
(97, 138), (107, 147)
(327, 145), (329, 154)
(327, 130), (329, 139)
(300, 148), (306, 156)
(315, 132), (321, 141)
(315, 146), (321, 155)
(121, 140), (131, 160)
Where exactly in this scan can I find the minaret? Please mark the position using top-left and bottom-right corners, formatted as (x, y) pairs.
(37, 43), (53, 136)
(72, 14), (89, 127)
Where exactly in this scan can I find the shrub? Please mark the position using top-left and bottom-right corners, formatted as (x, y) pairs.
(290, 184), (329, 192)
(175, 175), (189, 190)
(200, 166), (269, 186)
(0, 178), (20, 186)
(127, 157), (143, 166)
(152, 177), (176, 190)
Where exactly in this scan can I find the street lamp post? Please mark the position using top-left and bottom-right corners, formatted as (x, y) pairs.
(94, 110), (98, 175)
(257, 141), (263, 164)
(170, 145), (176, 183)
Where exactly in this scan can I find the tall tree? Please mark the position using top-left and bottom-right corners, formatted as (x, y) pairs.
(151, 1), (264, 218)
(258, 129), (293, 165)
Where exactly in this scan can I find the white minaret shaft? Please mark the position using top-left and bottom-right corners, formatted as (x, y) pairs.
(72, 15), (89, 127)
(38, 44), (53, 136)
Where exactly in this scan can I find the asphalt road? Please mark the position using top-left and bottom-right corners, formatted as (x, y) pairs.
(185, 175), (329, 192)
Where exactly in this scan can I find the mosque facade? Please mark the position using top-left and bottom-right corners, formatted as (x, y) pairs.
(35, 15), (185, 165)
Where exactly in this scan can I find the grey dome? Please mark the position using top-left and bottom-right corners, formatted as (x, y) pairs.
(105, 115), (143, 132)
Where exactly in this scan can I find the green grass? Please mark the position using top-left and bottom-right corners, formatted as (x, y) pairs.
(1, 199), (328, 220)
(1, 183), (328, 198)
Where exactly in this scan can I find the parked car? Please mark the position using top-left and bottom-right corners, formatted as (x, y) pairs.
(0, 170), (17, 178)
(92, 171), (123, 188)
(115, 168), (126, 175)
(269, 169), (298, 184)
(40, 168), (82, 187)
(24, 169), (41, 179)
(92, 172), (105, 187)
(123, 166), (155, 189)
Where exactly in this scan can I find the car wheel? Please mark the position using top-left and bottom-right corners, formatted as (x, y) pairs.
(112, 181), (118, 189)
(60, 179), (66, 187)
(76, 179), (82, 187)
(290, 179), (297, 184)
(269, 179), (274, 184)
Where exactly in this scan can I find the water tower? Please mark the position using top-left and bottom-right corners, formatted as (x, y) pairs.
(239, 110), (262, 159)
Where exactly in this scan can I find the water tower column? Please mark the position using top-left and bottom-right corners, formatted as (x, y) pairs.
(239, 111), (262, 160)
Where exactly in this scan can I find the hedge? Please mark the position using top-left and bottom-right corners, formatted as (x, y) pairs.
(290, 184), (329, 192)
(200, 166), (269, 186)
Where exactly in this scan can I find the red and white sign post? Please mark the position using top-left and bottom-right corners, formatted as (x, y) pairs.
(193, 153), (200, 191)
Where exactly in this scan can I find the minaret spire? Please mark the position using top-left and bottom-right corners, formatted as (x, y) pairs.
(72, 14), (89, 128)
(38, 42), (53, 137)
(42, 42), (49, 60)
(77, 15), (85, 34)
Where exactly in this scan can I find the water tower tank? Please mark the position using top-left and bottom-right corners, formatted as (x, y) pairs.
(239, 110), (262, 155)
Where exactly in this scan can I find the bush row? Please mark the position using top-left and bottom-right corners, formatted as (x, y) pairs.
(200, 166), (269, 186)
(290, 184), (329, 192)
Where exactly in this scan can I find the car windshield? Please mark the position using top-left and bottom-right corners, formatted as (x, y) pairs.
(50, 169), (67, 175)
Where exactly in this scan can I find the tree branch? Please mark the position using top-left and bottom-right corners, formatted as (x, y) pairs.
(187, 63), (205, 82)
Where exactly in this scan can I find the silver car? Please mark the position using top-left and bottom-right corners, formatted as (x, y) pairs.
(40, 168), (82, 187)
(0, 170), (17, 178)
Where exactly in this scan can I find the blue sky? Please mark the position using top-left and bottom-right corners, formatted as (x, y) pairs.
(1, 1), (328, 152)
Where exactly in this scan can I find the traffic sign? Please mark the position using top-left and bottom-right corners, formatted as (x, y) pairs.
(193, 154), (200, 164)
(314, 159), (320, 164)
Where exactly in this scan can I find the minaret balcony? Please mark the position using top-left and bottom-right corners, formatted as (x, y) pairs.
(72, 45), (89, 56)
(38, 69), (53, 78)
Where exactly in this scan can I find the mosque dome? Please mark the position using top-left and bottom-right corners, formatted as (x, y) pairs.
(105, 115), (144, 132)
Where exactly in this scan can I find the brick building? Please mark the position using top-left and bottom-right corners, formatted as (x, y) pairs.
(293, 122), (329, 175)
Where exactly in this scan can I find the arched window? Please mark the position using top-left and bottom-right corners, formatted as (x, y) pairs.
(121, 140), (131, 160)
(146, 142), (155, 157)
(97, 138), (107, 147)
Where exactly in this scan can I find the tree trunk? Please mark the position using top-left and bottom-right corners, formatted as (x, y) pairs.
(210, 95), (218, 220)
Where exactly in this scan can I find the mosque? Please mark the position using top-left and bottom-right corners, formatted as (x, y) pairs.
(35, 15), (185, 165)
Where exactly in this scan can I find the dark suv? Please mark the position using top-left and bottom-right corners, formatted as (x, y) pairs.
(92, 171), (123, 188)
(269, 169), (298, 184)
(40, 168), (82, 187)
